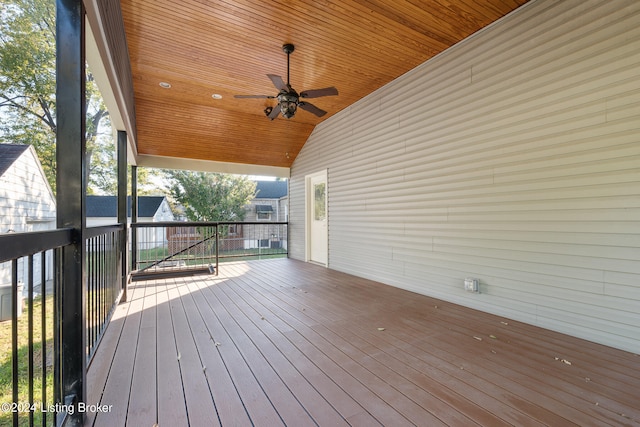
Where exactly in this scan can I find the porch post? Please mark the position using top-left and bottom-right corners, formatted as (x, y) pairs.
(117, 131), (128, 302)
(131, 165), (138, 270)
(56, 0), (86, 425)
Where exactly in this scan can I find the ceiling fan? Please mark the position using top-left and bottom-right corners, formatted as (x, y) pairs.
(234, 44), (338, 120)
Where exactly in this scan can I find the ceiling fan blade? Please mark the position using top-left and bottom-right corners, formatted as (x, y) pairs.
(267, 74), (288, 91)
(298, 101), (327, 117)
(300, 87), (338, 98)
(234, 94), (274, 99)
(268, 104), (281, 120)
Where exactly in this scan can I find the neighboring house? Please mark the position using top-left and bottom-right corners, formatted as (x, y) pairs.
(0, 144), (56, 307)
(224, 181), (289, 251)
(86, 195), (174, 249)
(246, 180), (288, 222)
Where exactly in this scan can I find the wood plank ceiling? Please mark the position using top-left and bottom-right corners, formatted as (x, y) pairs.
(120, 0), (529, 173)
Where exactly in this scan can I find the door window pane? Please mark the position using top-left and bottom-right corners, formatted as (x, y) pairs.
(314, 183), (326, 221)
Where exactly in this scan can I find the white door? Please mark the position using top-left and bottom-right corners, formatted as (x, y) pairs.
(307, 170), (328, 265)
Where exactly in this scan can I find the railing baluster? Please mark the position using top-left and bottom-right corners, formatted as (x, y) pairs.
(12, 259), (19, 427)
(53, 248), (60, 425)
(106, 232), (109, 328)
(215, 224), (219, 276)
(28, 255), (34, 427)
(41, 252), (47, 427)
(98, 233), (102, 339)
(104, 233), (109, 333)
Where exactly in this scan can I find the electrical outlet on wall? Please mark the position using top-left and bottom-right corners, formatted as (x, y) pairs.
(464, 277), (479, 293)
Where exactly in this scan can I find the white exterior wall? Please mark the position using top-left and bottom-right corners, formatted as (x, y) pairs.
(153, 198), (175, 223)
(0, 146), (56, 291)
(0, 146), (56, 234)
(143, 198), (174, 249)
(290, 0), (640, 353)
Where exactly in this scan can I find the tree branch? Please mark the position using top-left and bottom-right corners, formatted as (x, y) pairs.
(0, 94), (27, 107)
(37, 95), (56, 132)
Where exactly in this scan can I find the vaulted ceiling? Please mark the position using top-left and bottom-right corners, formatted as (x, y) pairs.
(115, 0), (529, 176)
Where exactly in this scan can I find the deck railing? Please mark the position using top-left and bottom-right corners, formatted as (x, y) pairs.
(0, 221), (285, 425)
(0, 225), (124, 427)
(131, 221), (288, 280)
(0, 229), (70, 427)
(85, 225), (125, 361)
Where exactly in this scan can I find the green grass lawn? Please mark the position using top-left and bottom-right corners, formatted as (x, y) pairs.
(0, 295), (55, 427)
(218, 249), (287, 262)
(136, 246), (287, 269)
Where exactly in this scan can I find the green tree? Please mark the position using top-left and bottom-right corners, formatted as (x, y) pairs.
(165, 171), (257, 221)
(0, 0), (113, 193)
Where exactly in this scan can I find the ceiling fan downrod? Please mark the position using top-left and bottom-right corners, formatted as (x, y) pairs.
(282, 43), (295, 86)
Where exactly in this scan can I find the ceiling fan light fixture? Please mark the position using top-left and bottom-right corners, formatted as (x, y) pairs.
(281, 102), (297, 118)
(278, 92), (298, 118)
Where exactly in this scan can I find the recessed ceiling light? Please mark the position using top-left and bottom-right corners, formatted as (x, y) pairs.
(159, 82), (171, 88)
(212, 94), (223, 99)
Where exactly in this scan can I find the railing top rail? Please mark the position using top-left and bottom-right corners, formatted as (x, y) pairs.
(0, 228), (74, 262)
(131, 221), (288, 228)
(86, 223), (125, 239)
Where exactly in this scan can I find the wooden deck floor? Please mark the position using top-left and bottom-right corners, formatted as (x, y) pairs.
(85, 258), (640, 427)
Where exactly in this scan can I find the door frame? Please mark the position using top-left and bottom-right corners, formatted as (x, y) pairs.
(305, 169), (328, 266)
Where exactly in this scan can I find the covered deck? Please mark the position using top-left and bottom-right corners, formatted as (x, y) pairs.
(85, 258), (639, 427)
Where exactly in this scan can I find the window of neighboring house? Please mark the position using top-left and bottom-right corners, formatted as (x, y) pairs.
(257, 211), (271, 220)
(256, 205), (273, 220)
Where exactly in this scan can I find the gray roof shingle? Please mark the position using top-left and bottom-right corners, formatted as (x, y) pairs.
(86, 195), (167, 218)
(0, 144), (30, 177)
(255, 181), (287, 199)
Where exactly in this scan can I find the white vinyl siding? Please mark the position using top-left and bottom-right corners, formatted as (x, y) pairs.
(0, 147), (56, 234)
(0, 146), (56, 291)
(290, 0), (640, 353)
